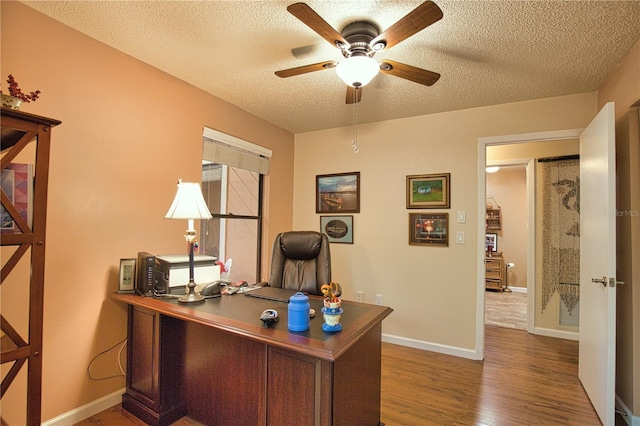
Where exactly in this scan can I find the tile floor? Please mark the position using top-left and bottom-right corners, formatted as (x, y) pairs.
(484, 289), (527, 330)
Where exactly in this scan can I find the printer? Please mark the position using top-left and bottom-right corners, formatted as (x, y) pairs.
(154, 254), (220, 295)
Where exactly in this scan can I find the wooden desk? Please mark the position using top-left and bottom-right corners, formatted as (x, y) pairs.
(110, 291), (392, 426)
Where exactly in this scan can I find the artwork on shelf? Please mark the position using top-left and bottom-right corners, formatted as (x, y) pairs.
(118, 258), (137, 293)
(320, 215), (353, 244)
(316, 172), (360, 213)
(486, 233), (498, 252)
(409, 212), (449, 246)
(406, 173), (450, 209)
(1, 163), (33, 234)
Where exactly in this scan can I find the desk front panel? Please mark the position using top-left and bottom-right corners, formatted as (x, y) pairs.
(183, 319), (266, 424)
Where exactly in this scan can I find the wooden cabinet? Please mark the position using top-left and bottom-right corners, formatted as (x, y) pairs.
(485, 253), (504, 291)
(486, 207), (502, 231)
(122, 306), (185, 426)
(1, 108), (60, 426)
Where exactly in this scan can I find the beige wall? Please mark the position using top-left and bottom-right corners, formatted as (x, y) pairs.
(0, 2), (294, 423)
(293, 93), (597, 351)
(598, 38), (640, 416)
(487, 139), (579, 162)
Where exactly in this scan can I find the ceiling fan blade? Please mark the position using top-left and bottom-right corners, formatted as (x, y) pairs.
(370, 1), (443, 51)
(379, 60), (440, 86)
(287, 3), (348, 48)
(275, 60), (337, 78)
(346, 86), (362, 104)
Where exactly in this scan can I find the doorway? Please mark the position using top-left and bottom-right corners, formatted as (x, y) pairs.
(484, 163), (528, 331)
(475, 129), (583, 359)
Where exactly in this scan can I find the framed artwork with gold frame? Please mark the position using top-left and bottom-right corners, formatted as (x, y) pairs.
(406, 173), (450, 209)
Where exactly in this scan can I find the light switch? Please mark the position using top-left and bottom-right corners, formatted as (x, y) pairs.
(457, 210), (466, 223)
(457, 231), (465, 244)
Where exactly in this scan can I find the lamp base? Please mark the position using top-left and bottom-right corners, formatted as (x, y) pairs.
(178, 292), (205, 304)
(178, 279), (205, 304)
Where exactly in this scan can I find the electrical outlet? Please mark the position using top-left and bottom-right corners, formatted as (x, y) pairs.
(356, 291), (364, 302)
(375, 294), (383, 305)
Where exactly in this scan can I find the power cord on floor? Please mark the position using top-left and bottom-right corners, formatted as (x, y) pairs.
(86, 338), (127, 381)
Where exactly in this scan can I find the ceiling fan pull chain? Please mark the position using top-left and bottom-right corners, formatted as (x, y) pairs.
(351, 92), (359, 154)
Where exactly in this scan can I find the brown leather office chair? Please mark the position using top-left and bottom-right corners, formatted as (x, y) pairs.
(264, 231), (331, 295)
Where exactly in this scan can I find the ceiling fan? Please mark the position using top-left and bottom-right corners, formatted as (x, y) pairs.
(275, 1), (443, 104)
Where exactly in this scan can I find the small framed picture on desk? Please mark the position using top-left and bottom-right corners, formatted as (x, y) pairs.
(118, 258), (136, 293)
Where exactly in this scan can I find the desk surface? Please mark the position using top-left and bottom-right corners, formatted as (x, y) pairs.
(110, 290), (392, 361)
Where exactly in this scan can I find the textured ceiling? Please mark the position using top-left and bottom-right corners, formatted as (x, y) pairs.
(22, 1), (640, 134)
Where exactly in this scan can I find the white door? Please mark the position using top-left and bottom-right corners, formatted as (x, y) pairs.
(578, 102), (617, 426)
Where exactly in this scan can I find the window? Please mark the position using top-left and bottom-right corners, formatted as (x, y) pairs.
(200, 128), (272, 284)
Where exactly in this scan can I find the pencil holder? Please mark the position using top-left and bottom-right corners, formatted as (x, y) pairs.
(323, 297), (341, 309)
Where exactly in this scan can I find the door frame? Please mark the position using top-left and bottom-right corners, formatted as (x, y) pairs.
(476, 128), (583, 359)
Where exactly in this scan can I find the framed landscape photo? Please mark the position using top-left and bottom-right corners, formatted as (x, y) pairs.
(320, 215), (353, 244)
(406, 173), (450, 209)
(316, 172), (360, 213)
(409, 212), (449, 246)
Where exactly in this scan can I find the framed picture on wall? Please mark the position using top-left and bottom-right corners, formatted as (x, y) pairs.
(320, 215), (353, 244)
(406, 173), (450, 209)
(409, 212), (449, 246)
(486, 233), (498, 252)
(316, 172), (360, 213)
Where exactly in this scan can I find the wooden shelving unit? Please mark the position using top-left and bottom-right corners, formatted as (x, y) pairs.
(485, 207), (502, 231)
(485, 252), (504, 291)
(1, 107), (60, 426)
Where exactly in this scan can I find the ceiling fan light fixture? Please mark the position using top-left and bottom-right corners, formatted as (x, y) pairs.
(372, 41), (386, 52)
(336, 56), (380, 88)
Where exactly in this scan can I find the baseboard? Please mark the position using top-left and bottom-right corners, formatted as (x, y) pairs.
(616, 394), (640, 426)
(382, 333), (478, 360)
(383, 327), (579, 362)
(508, 286), (527, 293)
(532, 326), (579, 341)
(42, 388), (124, 426)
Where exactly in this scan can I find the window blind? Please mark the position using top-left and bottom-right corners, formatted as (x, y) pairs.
(202, 127), (272, 175)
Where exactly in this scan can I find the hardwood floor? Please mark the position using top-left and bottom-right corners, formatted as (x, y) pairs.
(78, 326), (618, 426)
(381, 326), (602, 425)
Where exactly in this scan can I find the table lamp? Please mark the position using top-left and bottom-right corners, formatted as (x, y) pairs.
(165, 179), (213, 303)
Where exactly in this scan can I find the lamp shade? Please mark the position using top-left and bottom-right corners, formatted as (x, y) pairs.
(165, 180), (213, 220)
(336, 56), (380, 88)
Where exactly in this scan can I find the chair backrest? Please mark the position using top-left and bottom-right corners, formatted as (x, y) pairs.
(268, 231), (331, 295)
